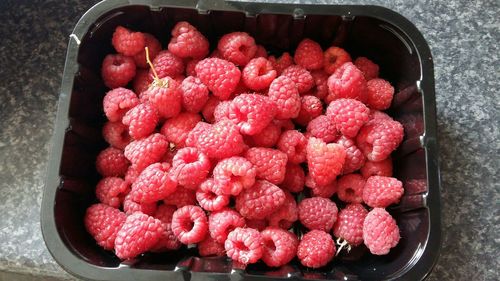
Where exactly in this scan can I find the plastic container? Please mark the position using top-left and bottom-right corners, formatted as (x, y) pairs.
(41, 0), (441, 280)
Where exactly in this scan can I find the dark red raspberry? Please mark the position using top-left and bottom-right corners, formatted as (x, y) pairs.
(261, 227), (298, 267)
(280, 163), (305, 193)
(235, 180), (285, 220)
(152, 204), (181, 251)
(298, 197), (338, 232)
(122, 102), (159, 140)
(337, 174), (365, 203)
(242, 57), (277, 90)
(185, 59), (200, 77)
(198, 236), (225, 257)
(84, 203), (126, 250)
(163, 186), (197, 208)
(102, 121), (132, 150)
(294, 95), (323, 126)
(96, 147), (129, 177)
(245, 120), (281, 148)
(336, 136), (366, 174)
(196, 179), (230, 211)
(112, 26), (145, 56)
(305, 175), (338, 198)
(124, 133), (168, 172)
(268, 191), (298, 229)
(95, 177), (129, 208)
(185, 121), (211, 148)
(326, 98), (370, 138)
(363, 208), (400, 255)
(130, 162), (177, 204)
(160, 112), (201, 148)
(141, 77), (182, 119)
(333, 203), (368, 247)
(209, 208), (246, 244)
(180, 76), (209, 113)
(213, 156), (256, 196)
(306, 115), (339, 143)
(171, 205), (208, 244)
(361, 158), (393, 178)
(123, 193), (157, 216)
(277, 130), (307, 164)
(268, 76), (301, 119)
(281, 65), (315, 94)
(133, 33), (161, 68)
(195, 58), (241, 100)
(254, 45), (267, 58)
(245, 147), (288, 185)
(170, 147), (210, 189)
(114, 212), (164, 259)
(369, 109), (393, 122)
(354, 57), (379, 80)
(366, 78), (395, 110)
(132, 69), (153, 95)
(149, 50), (184, 79)
(306, 137), (346, 186)
(323, 46), (352, 74)
(213, 100), (232, 122)
(168, 21), (209, 59)
(363, 176), (404, 208)
(268, 52), (293, 75)
(297, 230), (335, 268)
(173, 74), (185, 84)
(310, 70), (329, 100)
(245, 219), (267, 231)
(326, 62), (367, 103)
(274, 119), (295, 130)
(356, 118), (404, 161)
(225, 227), (263, 265)
(103, 87), (139, 122)
(217, 32), (257, 66)
(101, 54), (136, 89)
(294, 38), (324, 70)
(194, 119), (245, 159)
(228, 94), (276, 135)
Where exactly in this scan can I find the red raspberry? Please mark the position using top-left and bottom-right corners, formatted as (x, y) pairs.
(280, 164), (305, 193)
(277, 130), (307, 164)
(310, 70), (329, 100)
(323, 46), (352, 74)
(245, 219), (267, 231)
(185, 59), (199, 77)
(124, 164), (139, 185)
(228, 94), (276, 135)
(149, 50), (184, 80)
(161, 148), (177, 165)
(168, 21), (209, 59)
(196, 179), (230, 211)
(171, 205), (208, 244)
(122, 102), (159, 140)
(84, 203), (126, 251)
(356, 118), (404, 161)
(327, 98), (370, 138)
(198, 236), (225, 257)
(96, 147), (129, 177)
(326, 62), (367, 103)
(213, 156), (256, 196)
(163, 186), (197, 208)
(95, 177), (129, 208)
(268, 191), (298, 229)
(254, 45), (267, 58)
(363, 176), (404, 208)
(173, 74), (185, 84)
(101, 54), (136, 89)
(261, 227), (298, 267)
(242, 57), (277, 90)
(354, 57), (379, 80)
(233, 79), (251, 96)
(305, 175), (338, 198)
(112, 26), (145, 56)
(298, 197), (338, 232)
(369, 109), (393, 122)
(103, 88), (139, 122)
(185, 121), (211, 148)
(244, 148), (287, 185)
(306, 115), (339, 143)
(132, 69), (153, 95)
(213, 100), (232, 122)
(124, 133), (168, 172)
(333, 203), (368, 246)
(235, 180), (285, 219)
(336, 136), (366, 174)
(160, 112), (201, 148)
(363, 208), (400, 255)
(366, 78), (395, 110)
(268, 76), (301, 119)
(361, 158), (393, 178)
(245, 121), (282, 148)
(297, 230), (335, 268)
(180, 76), (209, 113)
(274, 119), (295, 130)
(195, 58), (241, 100)
(102, 121), (132, 150)
(133, 33), (161, 68)
(306, 137), (346, 186)
(268, 52), (293, 75)
(141, 77), (182, 119)
(123, 193), (157, 216)
(170, 147), (210, 189)
(294, 95), (323, 126)
(217, 32), (257, 66)
(130, 162), (177, 204)
(225, 227), (263, 265)
(194, 119), (245, 159)
(209, 208), (246, 244)
(281, 65), (314, 94)
(294, 38), (324, 70)
(114, 212), (164, 259)
(337, 174), (365, 203)
(152, 204), (181, 251)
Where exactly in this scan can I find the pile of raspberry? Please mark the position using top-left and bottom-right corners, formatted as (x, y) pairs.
(87, 22), (405, 269)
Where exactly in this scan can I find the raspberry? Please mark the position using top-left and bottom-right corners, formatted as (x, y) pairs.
(305, 175), (338, 198)
(298, 197), (338, 232)
(84, 203), (126, 250)
(274, 119), (295, 130)
(96, 147), (129, 177)
(161, 148), (177, 165)
(326, 62), (367, 103)
(180, 76), (209, 113)
(123, 193), (157, 216)
(280, 164), (305, 193)
(213, 156), (256, 196)
(209, 49), (222, 58)
(333, 203), (368, 247)
(245, 219), (267, 231)
(354, 57), (379, 80)
(277, 130), (307, 164)
(209, 208), (246, 244)
(130, 162), (177, 204)
(141, 77), (182, 119)
(228, 94), (276, 135)
(196, 58), (241, 100)
(326, 98), (370, 138)
(103, 88), (139, 122)
(363, 176), (404, 208)
(245, 121), (280, 148)
(306, 137), (346, 186)
(369, 109), (393, 122)
(114, 212), (164, 259)
(323, 46), (351, 74)
(224, 227), (263, 265)
(132, 69), (153, 95)
(366, 78), (395, 110)
(306, 115), (339, 143)
(101, 54), (136, 89)
(171, 205), (208, 244)
(336, 136), (366, 174)
(185, 59), (199, 77)
(242, 57), (277, 90)
(294, 95), (323, 126)
(268, 76), (301, 119)
(363, 208), (400, 255)
(297, 230), (335, 268)
(360, 158), (393, 178)
(133, 33), (162, 68)
(281, 65), (314, 94)
(337, 174), (365, 203)
(152, 204), (181, 251)
(185, 121), (211, 148)
(261, 227), (298, 267)
(268, 191), (298, 229)
(122, 102), (159, 140)
(102, 121), (132, 150)
(194, 119), (245, 159)
(95, 177), (129, 208)
(170, 147), (210, 189)
(356, 118), (404, 161)
(213, 100), (232, 122)
(124, 133), (168, 172)
(244, 148), (287, 185)
(268, 52), (293, 75)
(112, 26), (145, 56)
(163, 186), (197, 208)
(235, 180), (285, 219)
(160, 112), (201, 148)
(196, 179), (230, 211)
(254, 45), (268, 58)
(168, 21), (209, 59)
(294, 39), (324, 70)
(217, 32), (257, 66)
(310, 70), (329, 100)
(198, 236), (225, 257)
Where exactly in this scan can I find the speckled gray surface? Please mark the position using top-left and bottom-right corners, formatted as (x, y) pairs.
(0, 0), (498, 280)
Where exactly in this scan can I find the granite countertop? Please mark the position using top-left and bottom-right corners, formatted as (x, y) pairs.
(0, 0), (498, 280)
